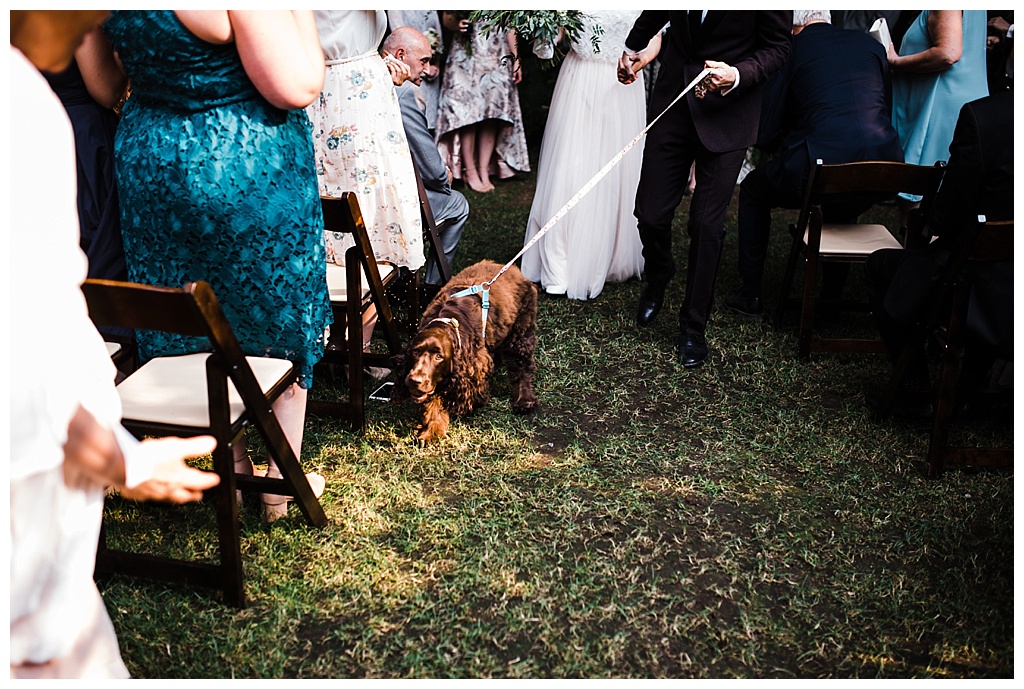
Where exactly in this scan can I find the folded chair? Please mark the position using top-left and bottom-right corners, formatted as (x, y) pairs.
(876, 217), (1014, 477)
(415, 166), (453, 287)
(309, 193), (405, 430)
(776, 159), (946, 360)
(82, 279), (328, 608)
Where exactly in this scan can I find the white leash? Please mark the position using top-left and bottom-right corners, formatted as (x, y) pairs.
(452, 67), (713, 338)
(484, 67), (713, 290)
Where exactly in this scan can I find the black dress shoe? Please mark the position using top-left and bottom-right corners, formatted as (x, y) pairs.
(636, 282), (666, 326)
(724, 292), (763, 322)
(677, 333), (708, 369)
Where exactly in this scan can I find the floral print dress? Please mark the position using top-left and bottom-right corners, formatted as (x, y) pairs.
(306, 10), (425, 270)
(435, 23), (531, 182)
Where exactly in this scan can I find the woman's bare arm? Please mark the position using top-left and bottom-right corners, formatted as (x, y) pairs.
(74, 26), (128, 109)
(229, 10), (324, 110)
(889, 10), (963, 73)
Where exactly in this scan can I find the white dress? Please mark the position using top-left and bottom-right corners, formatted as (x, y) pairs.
(520, 10), (646, 300)
(307, 9), (425, 271)
(10, 46), (131, 678)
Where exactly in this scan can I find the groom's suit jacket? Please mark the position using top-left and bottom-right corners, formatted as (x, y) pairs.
(625, 10), (791, 152)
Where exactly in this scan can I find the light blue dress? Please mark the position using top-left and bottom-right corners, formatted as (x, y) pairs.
(892, 10), (988, 168)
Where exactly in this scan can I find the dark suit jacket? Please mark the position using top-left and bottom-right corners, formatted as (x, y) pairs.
(885, 90), (1013, 352)
(625, 10), (791, 152)
(395, 81), (452, 212)
(758, 22), (904, 194)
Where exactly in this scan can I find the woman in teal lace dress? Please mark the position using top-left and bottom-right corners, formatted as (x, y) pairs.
(103, 10), (331, 519)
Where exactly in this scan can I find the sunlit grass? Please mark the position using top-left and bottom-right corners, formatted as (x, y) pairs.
(101, 148), (1012, 679)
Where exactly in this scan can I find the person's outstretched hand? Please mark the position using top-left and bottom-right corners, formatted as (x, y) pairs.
(118, 435), (220, 503)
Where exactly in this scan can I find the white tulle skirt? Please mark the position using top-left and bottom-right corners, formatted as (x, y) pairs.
(520, 50), (646, 300)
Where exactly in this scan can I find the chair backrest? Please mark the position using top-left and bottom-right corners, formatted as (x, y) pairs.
(796, 159), (946, 237)
(81, 280), (273, 414)
(322, 194), (397, 313)
(413, 166), (452, 285)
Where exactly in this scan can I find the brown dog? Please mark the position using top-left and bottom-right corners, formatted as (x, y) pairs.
(393, 260), (539, 442)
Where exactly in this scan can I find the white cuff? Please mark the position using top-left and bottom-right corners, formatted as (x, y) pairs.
(114, 424), (157, 489)
(721, 66), (741, 96)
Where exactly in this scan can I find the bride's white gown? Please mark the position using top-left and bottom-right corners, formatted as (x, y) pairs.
(521, 10), (646, 300)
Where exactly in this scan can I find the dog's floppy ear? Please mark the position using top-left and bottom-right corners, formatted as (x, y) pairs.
(443, 326), (492, 415)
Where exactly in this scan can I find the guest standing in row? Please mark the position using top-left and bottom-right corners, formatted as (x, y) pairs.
(889, 10), (988, 211)
(436, 12), (531, 193)
(103, 9), (331, 520)
(308, 9), (425, 273)
(11, 10), (219, 677)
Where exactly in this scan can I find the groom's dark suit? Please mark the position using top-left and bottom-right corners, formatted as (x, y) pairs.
(624, 10), (790, 362)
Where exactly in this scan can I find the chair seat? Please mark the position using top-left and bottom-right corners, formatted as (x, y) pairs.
(117, 352), (295, 427)
(105, 341), (122, 358)
(804, 223), (902, 259)
(325, 261), (396, 303)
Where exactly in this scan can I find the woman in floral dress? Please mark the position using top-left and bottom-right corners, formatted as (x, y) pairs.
(306, 9), (424, 271)
(435, 12), (530, 193)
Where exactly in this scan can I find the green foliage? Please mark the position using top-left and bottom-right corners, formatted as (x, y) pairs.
(469, 10), (603, 69)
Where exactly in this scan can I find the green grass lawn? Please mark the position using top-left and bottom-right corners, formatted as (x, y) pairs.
(100, 162), (1013, 679)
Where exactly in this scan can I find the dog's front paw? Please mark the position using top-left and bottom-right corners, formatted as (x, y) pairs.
(512, 394), (539, 415)
(414, 423), (446, 444)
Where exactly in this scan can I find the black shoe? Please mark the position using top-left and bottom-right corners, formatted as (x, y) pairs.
(724, 292), (763, 322)
(676, 333), (708, 369)
(636, 282), (667, 327)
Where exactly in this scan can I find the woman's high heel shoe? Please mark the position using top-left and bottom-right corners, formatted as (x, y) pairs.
(262, 471), (326, 522)
(463, 165), (494, 193)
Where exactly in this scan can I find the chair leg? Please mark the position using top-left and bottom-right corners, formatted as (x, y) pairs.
(775, 236), (802, 327)
(798, 251), (818, 360)
(927, 341), (963, 478)
(212, 441), (245, 607)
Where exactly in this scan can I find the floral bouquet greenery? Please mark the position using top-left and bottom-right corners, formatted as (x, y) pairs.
(468, 10), (602, 67)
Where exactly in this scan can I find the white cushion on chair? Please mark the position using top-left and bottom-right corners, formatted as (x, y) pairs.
(105, 341), (122, 358)
(116, 352), (294, 428)
(806, 223), (902, 259)
(325, 261), (395, 303)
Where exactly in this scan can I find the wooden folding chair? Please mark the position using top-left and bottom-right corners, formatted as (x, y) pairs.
(877, 217), (1014, 477)
(82, 279), (328, 608)
(309, 193), (405, 430)
(415, 166), (453, 287)
(775, 159), (946, 360)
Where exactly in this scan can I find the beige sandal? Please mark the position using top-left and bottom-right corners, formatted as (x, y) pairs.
(463, 165), (494, 193)
(262, 471), (326, 522)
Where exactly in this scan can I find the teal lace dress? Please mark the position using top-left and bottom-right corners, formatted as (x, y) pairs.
(103, 10), (331, 388)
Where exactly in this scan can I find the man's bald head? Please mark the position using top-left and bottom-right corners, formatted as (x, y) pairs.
(382, 26), (435, 85)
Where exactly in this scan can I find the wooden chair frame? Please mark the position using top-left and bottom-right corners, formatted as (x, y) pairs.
(415, 165), (453, 287)
(82, 279), (327, 608)
(309, 193), (405, 430)
(776, 159), (946, 360)
(875, 217), (1013, 477)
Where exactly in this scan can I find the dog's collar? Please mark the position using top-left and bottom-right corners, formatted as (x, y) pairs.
(427, 317), (461, 349)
